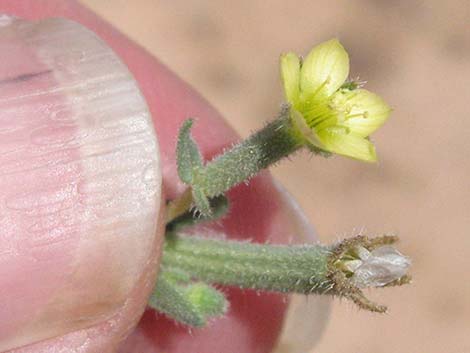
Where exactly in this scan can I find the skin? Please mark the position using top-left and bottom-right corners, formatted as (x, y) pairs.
(0, 1), (320, 352)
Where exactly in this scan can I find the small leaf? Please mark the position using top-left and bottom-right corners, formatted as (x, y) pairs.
(149, 271), (203, 327)
(149, 269), (228, 327)
(177, 119), (203, 184)
(186, 283), (227, 318)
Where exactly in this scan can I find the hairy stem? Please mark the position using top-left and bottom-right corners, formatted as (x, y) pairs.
(163, 232), (333, 294)
(196, 107), (302, 198)
(161, 233), (410, 314)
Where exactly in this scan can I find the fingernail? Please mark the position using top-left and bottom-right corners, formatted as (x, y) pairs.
(0, 17), (161, 350)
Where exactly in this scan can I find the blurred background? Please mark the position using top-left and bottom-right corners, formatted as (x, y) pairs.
(80, 1), (469, 352)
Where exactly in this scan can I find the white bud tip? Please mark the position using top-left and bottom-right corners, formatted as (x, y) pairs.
(350, 246), (411, 288)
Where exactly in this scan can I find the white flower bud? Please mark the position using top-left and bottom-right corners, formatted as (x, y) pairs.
(345, 246), (411, 288)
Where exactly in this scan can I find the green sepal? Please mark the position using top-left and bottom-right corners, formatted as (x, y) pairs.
(177, 119), (204, 184)
(340, 80), (359, 91)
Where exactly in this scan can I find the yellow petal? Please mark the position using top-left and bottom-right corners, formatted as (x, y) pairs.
(280, 52), (301, 106)
(290, 108), (324, 148)
(300, 39), (349, 100)
(333, 88), (391, 137)
(317, 128), (377, 162)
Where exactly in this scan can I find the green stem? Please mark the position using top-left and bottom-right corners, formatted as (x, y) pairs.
(196, 107), (302, 198)
(153, 233), (409, 326)
(162, 232), (334, 294)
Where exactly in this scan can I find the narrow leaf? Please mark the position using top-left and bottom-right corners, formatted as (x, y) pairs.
(177, 119), (203, 184)
(149, 269), (228, 327)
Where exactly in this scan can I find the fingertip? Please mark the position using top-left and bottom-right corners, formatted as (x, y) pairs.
(0, 17), (162, 350)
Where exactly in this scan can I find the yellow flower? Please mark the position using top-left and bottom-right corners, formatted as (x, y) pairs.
(280, 39), (391, 162)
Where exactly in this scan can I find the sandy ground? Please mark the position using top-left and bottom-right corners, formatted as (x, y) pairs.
(81, 1), (470, 352)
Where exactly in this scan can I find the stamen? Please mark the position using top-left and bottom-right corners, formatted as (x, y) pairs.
(346, 112), (367, 120)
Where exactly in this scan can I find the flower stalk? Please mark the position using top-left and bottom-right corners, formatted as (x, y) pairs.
(194, 108), (302, 198)
(158, 233), (411, 316)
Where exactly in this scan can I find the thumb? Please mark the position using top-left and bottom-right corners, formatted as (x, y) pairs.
(0, 17), (163, 351)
